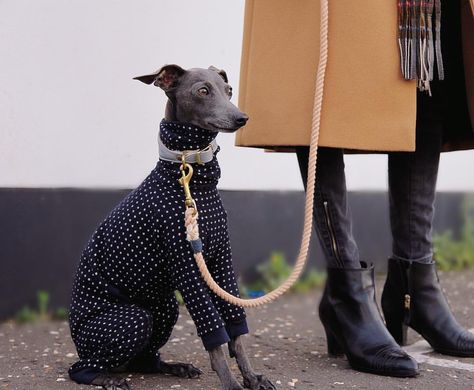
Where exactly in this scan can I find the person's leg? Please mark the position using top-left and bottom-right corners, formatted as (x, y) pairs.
(382, 1), (474, 356)
(296, 146), (360, 268)
(383, 106), (474, 356)
(296, 146), (418, 377)
(388, 118), (443, 264)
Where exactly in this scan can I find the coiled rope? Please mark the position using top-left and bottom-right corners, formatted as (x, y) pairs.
(181, 0), (329, 308)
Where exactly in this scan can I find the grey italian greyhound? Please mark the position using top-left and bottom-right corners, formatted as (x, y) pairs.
(70, 65), (275, 390)
(138, 65), (275, 390)
(147, 64), (275, 390)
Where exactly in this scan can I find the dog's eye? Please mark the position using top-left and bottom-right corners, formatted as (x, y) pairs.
(198, 87), (209, 96)
(228, 88), (233, 98)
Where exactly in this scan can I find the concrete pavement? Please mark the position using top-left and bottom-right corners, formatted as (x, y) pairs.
(1, 271), (474, 390)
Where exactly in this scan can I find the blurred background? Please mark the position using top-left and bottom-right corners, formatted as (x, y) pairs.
(1, 0), (473, 321)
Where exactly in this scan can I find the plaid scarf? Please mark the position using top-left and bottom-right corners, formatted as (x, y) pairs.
(398, 0), (444, 95)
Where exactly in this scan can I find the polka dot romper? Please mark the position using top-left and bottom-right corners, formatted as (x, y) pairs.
(68, 120), (248, 385)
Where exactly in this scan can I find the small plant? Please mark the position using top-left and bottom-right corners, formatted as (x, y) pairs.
(53, 307), (69, 321)
(175, 290), (184, 305)
(37, 290), (50, 320)
(292, 268), (327, 293)
(258, 252), (293, 291)
(433, 196), (474, 271)
(14, 290), (69, 323)
(15, 306), (37, 324)
(241, 251), (326, 297)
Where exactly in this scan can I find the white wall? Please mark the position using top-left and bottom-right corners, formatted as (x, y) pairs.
(1, 0), (473, 191)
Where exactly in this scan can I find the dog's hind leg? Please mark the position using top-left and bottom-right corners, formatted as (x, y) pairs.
(90, 374), (131, 390)
(156, 359), (203, 378)
(123, 353), (202, 379)
(228, 336), (276, 390)
(69, 304), (153, 389)
(124, 293), (202, 378)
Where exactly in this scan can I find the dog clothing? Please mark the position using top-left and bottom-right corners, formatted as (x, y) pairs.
(68, 120), (248, 384)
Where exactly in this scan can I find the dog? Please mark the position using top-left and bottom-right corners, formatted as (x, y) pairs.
(68, 65), (276, 390)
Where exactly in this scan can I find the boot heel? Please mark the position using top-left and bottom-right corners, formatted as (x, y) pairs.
(385, 315), (408, 346)
(324, 327), (344, 357)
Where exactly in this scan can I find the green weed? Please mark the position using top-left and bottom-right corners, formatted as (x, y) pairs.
(175, 290), (184, 305)
(241, 251), (326, 297)
(433, 196), (474, 271)
(14, 290), (68, 323)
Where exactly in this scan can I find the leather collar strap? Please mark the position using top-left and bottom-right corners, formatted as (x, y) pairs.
(158, 133), (219, 165)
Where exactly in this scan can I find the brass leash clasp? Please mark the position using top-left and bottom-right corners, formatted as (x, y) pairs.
(178, 155), (195, 208)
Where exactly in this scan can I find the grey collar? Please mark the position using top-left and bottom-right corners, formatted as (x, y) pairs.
(158, 133), (219, 165)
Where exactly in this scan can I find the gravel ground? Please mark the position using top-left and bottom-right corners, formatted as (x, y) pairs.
(1, 271), (474, 390)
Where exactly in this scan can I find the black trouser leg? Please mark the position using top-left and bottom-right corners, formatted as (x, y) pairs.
(388, 118), (443, 264)
(296, 146), (360, 268)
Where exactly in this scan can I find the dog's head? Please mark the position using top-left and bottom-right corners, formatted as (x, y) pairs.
(134, 65), (248, 133)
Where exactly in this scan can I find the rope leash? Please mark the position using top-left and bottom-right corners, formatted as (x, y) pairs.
(179, 0), (329, 308)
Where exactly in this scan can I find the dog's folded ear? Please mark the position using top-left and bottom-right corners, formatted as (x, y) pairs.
(208, 66), (228, 83)
(133, 65), (186, 91)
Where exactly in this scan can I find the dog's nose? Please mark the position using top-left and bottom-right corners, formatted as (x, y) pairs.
(235, 114), (249, 127)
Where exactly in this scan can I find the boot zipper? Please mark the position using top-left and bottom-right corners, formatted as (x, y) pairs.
(404, 293), (412, 324)
(403, 265), (412, 324)
(323, 201), (343, 267)
(404, 294), (411, 310)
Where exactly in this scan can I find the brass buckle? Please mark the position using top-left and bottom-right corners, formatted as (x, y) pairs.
(179, 155), (195, 208)
(195, 151), (203, 165)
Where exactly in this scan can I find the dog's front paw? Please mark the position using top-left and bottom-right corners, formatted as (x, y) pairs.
(225, 382), (245, 390)
(91, 374), (131, 390)
(160, 361), (203, 378)
(243, 374), (276, 390)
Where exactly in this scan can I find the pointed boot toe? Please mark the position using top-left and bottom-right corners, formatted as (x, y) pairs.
(372, 347), (419, 378)
(441, 329), (474, 357)
(351, 342), (419, 377)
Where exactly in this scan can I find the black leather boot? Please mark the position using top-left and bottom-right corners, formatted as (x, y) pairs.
(319, 262), (419, 377)
(382, 258), (474, 357)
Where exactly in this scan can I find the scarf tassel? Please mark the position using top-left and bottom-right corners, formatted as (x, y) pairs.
(398, 0), (444, 95)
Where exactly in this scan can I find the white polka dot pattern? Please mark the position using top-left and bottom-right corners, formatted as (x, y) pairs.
(68, 120), (248, 383)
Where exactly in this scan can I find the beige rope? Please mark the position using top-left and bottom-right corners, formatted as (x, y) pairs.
(184, 0), (329, 308)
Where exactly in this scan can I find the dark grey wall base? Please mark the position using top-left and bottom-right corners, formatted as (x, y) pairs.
(0, 188), (466, 320)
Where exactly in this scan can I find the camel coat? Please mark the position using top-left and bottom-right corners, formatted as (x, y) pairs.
(236, 0), (474, 153)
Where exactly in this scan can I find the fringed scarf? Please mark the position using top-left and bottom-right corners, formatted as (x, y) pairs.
(398, 0), (444, 95)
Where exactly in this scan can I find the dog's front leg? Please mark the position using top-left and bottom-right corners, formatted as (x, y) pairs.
(228, 336), (276, 390)
(209, 345), (244, 390)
